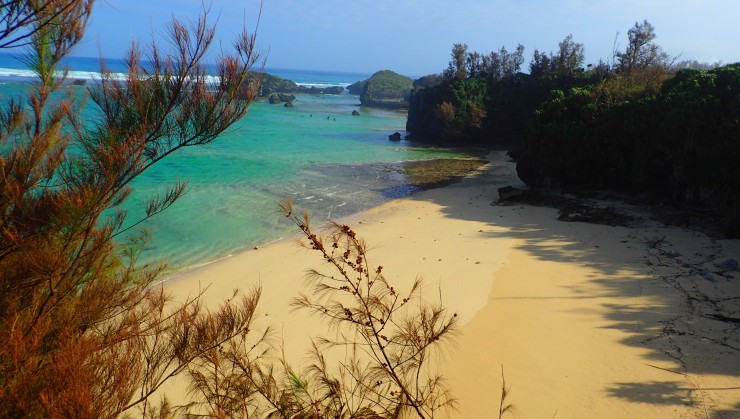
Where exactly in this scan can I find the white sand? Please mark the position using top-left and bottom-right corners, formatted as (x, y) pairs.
(165, 152), (740, 418)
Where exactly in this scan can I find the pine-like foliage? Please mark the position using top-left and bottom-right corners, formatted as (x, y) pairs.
(1, 3), (462, 418)
(183, 201), (459, 419)
(0, 3), (263, 417)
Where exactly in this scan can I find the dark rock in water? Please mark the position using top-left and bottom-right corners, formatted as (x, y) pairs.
(252, 71), (345, 96)
(284, 101), (294, 107)
(389, 132), (402, 141)
(352, 110), (360, 116)
(498, 186), (524, 202)
(326, 86), (345, 95)
(295, 85), (344, 95)
(71, 79), (86, 86)
(402, 158), (488, 190)
(269, 93), (296, 104)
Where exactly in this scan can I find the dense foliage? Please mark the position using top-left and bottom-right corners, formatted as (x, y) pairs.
(407, 21), (740, 234)
(0, 3), (267, 416)
(407, 71), (600, 143)
(348, 70), (413, 109)
(518, 64), (740, 233)
(412, 73), (443, 89)
(407, 23), (668, 143)
(406, 38), (601, 143)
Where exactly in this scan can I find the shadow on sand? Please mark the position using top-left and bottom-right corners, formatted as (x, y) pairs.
(403, 151), (739, 414)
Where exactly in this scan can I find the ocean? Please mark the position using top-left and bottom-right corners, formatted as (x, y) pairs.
(0, 54), (470, 271)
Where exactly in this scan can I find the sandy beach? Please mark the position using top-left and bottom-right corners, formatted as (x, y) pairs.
(165, 151), (739, 418)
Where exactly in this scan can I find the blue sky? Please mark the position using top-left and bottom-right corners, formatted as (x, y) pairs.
(77, 0), (740, 76)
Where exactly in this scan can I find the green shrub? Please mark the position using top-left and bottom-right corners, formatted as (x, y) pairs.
(517, 64), (740, 234)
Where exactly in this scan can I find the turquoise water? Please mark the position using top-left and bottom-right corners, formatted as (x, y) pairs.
(0, 55), (468, 270)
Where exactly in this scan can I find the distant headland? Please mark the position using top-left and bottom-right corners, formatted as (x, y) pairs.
(255, 69), (422, 111)
(252, 71), (345, 96)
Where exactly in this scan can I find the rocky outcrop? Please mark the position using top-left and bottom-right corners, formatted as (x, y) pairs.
(248, 71), (345, 97)
(268, 93), (296, 104)
(294, 85), (344, 95)
(347, 80), (367, 95)
(348, 70), (413, 109)
(250, 72), (298, 96)
(389, 132), (402, 141)
(352, 110), (360, 116)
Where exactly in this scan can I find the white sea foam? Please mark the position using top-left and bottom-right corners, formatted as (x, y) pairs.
(1, 66), (350, 91)
(0, 67), (220, 84)
(0, 66), (127, 81)
(0, 68), (34, 78)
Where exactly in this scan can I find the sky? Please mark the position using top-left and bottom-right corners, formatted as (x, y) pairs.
(77, 0), (740, 77)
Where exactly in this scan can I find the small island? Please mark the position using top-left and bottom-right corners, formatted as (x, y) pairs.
(347, 70), (413, 109)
